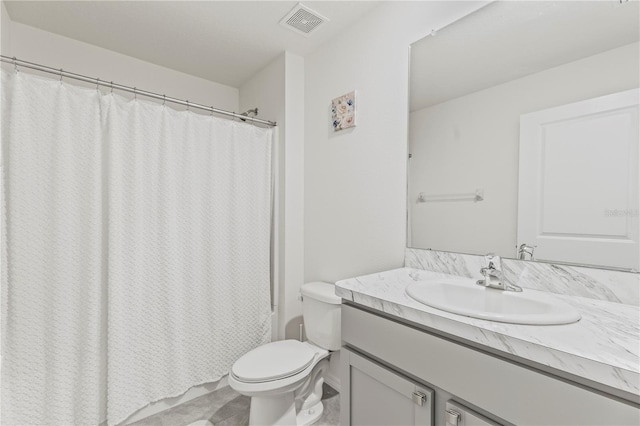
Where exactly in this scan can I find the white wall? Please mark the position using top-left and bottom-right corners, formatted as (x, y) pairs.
(281, 52), (305, 340)
(409, 42), (640, 257)
(239, 52), (306, 342)
(304, 1), (488, 284)
(8, 21), (238, 112)
(1, 2), (10, 56)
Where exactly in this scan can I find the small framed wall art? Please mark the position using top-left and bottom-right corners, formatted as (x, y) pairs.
(331, 90), (357, 131)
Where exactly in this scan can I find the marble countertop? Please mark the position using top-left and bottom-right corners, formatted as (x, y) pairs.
(336, 267), (640, 400)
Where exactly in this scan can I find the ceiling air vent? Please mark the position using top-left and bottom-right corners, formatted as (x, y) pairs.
(280, 3), (329, 37)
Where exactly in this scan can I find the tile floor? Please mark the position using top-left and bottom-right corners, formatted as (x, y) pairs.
(130, 383), (340, 426)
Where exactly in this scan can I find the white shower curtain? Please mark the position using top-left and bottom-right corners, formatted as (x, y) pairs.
(1, 69), (273, 425)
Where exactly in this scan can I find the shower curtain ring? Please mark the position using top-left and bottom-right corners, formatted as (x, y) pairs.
(134, 87), (137, 100)
(12, 57), (18, 73)
(59, 69), (63, 82)
(186, 100), (190, 111)
(110, 82), (114, 94)
(210, 107), (214, 116)
(96, 78), (100, 91)
(163, 95), (166, 106)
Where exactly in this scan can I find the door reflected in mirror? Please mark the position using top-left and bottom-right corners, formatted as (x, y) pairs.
(408, 0), (639, 270)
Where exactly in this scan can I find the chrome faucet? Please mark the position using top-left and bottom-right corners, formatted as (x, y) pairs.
(517, 243), (535, 261)
(476, 254), (522, 292)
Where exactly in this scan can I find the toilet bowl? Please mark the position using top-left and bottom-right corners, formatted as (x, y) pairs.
(228, 282), (341, 426)
(228, 340), (329, 426)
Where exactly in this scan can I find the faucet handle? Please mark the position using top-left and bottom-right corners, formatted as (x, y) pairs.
(484, 253), (501, 270)
(517, 243), (536, 260)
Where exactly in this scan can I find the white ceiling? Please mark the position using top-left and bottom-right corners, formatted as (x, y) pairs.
(410, 0), (640, 111)
(4, 0), (382, 88)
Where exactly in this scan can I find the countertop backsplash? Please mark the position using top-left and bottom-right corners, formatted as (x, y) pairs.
(405, 248), (640, 306)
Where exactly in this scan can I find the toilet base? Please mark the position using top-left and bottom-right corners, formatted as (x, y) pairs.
(246, 362), (328, 426)
(249, 392), (297, 426)
(296, 400), (324, 426)
(248, 394), (324, 426)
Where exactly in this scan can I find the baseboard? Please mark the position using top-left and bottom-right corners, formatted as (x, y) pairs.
(324, 372), (341, 393)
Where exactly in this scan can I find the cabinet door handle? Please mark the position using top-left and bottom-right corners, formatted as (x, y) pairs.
(445, 409), (461, 426)
(411, 391), (426, 406)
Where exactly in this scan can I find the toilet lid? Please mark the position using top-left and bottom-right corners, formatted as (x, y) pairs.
(231, 340), (316, 383)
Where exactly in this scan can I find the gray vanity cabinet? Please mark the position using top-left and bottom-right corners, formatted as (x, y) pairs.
(340, 303), (640, 426)
(344, 349), (434, 425)
(343, 346), (501, 426)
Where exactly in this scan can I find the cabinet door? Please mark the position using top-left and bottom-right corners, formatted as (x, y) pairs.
(342, 349), (434, 426)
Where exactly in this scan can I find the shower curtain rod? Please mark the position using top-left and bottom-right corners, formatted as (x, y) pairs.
(0, 55), (277, 127)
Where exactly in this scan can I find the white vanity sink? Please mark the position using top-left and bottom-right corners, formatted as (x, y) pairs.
(406, 279), (581, 325)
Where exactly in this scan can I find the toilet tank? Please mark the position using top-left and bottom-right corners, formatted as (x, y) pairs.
(301, 282), (342, 351)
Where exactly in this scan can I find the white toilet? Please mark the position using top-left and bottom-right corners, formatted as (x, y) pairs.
(228, 282), (341, 426)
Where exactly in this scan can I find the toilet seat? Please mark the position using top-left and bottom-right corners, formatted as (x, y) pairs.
(231, 340), (317, 383)
(228, 341), (329, 397)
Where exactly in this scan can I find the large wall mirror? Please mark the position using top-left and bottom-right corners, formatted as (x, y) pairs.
(408, 0), (639, 271)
